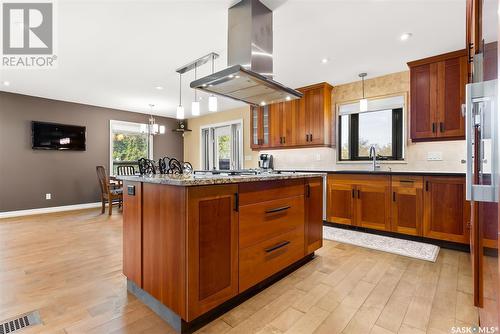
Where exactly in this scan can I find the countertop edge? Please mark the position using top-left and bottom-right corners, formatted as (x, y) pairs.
(276, 170), (466, 177)
(116, 172), (326, 186)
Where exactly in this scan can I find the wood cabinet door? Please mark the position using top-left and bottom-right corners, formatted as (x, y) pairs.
(391, 176), (423, 236)
(282, 100), (297, 146)
(297, 90), (309, 145)
(270, 102), (283, 147)
(260, 105), (271, 148)
(327, 180), (355, 226)
(186, 184), (239, 321)
(410, 63), (438, 140)
(307, 87), (325, 145)
(356, 183), (391, 231)
(423, 176), (470, 244)
(436, 56), (467, 139)
(306, 177), (323, 254)
(250, 106), (261, 149)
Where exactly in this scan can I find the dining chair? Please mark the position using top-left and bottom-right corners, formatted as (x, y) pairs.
(117, 165), (136, 176)
(158, 157), (171, 174)
(138, 158), (157, 175)
(96, 166), (123, 215)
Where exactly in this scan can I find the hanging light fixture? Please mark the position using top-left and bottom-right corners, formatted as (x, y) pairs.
(359, 72), (368, 112)
(147, 104), (165, 135)
(176, 73), (185, 119)
(208, 54), (218, 112)
(191, 64), (200, 116)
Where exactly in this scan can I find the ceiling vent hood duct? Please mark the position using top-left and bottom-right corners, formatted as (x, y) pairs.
(190, 0), (303, 106)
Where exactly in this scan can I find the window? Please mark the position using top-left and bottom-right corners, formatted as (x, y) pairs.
(201, 121), (243, 170)
(338, 96), (404, 161)
(110, 120), (152, 174)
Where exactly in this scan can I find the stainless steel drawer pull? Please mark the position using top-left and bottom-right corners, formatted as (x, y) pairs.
(399, 180), (415, 183)
(265, 241), (290, 253)
(265, 206), (291, 214)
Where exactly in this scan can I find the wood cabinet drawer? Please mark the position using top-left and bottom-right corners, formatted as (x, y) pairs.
(239, 227), (305, 292)
(391, 175), (423, 189)
(239, 195), (304, 248)
(238, 179), (304, 205)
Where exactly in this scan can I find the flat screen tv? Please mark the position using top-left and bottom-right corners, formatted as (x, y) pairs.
(32, 121), (86, 151)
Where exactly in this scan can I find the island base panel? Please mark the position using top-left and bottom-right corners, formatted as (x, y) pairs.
(128, 254), (314, 334)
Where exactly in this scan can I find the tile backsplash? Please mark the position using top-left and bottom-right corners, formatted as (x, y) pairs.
(261, 140), (466, 172)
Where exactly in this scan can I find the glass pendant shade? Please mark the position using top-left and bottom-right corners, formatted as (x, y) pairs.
(208, 95), (217, 112)
(176, 105), (185, 120)
(191, 101), (200, 116)
(152, 123), (159, 134)
(359, 98), (368, 112)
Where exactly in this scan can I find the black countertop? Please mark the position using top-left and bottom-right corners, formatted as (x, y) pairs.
(276, 170), (465, 177)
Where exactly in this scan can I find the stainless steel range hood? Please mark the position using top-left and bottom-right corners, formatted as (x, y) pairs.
(190, 0), (302, 106)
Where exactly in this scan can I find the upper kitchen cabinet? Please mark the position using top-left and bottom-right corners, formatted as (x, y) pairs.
(296, 82), (334, 147)
(408, 49), (468, 141)
(251, 82), (333, 150)
(270, 100), (298, 147)
(250, 105), (270, 149)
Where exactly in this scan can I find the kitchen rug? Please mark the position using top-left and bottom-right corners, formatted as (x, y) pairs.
(323, 226), (440, 262)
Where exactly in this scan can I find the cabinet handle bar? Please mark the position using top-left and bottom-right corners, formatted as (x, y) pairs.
(265, 206), (291, 214)
(264, 241), (290, 253)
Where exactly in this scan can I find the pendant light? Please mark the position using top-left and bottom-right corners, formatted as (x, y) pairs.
(147, 104), (165, 135)
(359, 72), (368, 112)
(191, 64), (200, 116)
(176, 73), (185, 119)
(208, 54), (218, 112)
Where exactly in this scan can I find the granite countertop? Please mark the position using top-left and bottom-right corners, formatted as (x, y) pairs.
(277, 170), (465, 177)
(116, 172), (326, 186)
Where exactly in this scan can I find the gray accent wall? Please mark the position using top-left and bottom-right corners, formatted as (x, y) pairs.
(0, 92), (183, 212)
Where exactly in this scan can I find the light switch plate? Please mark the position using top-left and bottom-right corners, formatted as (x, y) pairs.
(427, 151), (443, 161)
(45, 193), (51, 200)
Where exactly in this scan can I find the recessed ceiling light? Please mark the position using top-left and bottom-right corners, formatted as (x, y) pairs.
(321, 58), (329, 64)
(155, 86), (164, 90)
(400, 33), (413, 41)
(235, 75), (240, 79)
(285, 96), (291, 101)
(260, 101), (266, 106)
(228, 74), (234, 78)
(3, 81), (10, 86)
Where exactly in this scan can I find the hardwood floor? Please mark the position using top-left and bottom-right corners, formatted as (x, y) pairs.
(0, 209), (478, 333)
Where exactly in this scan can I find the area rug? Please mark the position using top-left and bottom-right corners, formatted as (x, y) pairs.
(323, 226), (440, 262)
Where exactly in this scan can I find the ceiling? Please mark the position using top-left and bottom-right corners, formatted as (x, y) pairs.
(0, 0), (466, 118)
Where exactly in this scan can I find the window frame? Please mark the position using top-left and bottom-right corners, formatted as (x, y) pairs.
(109, 120), (153, 175)
(338, 108), (404, 161)
(200, 119), (243, 170)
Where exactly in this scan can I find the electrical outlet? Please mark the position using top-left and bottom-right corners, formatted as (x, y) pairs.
(244, 155), (252, 161)
(427, 152), (443, 161)
(45, 193), (51, 200)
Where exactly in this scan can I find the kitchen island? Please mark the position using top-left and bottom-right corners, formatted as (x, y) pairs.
(118, 172), (324, 333)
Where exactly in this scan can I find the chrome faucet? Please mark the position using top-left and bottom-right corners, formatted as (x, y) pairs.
(369, 145), (381, 171)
